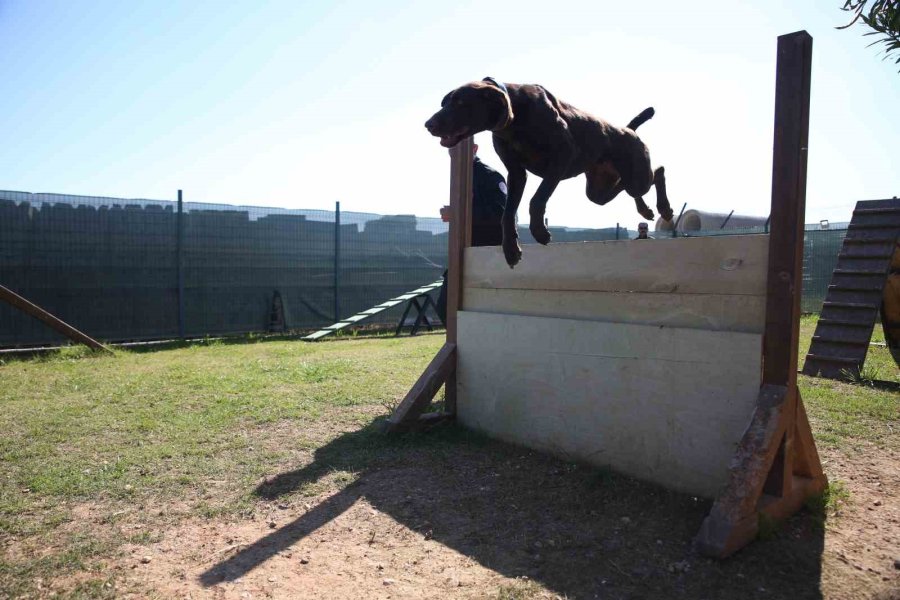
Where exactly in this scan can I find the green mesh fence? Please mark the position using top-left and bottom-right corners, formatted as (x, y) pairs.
(0, 189), (848, 347)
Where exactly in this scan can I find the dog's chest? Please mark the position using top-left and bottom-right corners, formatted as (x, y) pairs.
(494, 126), (586, 180)
(501, 137), (560, 178)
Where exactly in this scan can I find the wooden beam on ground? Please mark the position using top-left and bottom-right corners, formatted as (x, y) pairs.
(0, 284), (111, 353)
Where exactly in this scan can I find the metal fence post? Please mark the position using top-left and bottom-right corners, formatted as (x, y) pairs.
(615, 222), (619, 240)
(177, 190), (185, 338)
(334, 200), (341, 322)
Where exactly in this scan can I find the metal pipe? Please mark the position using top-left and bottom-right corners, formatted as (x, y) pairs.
(720, 209), (735, 229)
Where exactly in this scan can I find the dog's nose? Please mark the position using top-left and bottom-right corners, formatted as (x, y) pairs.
(424, 118), (435, 133)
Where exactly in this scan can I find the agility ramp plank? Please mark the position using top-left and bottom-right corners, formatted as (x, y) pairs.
(302, 278), (443, 341)
(802, 198), (900, 379)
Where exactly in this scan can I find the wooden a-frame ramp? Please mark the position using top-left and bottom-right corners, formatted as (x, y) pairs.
(801, 197), (900, 379)
(386, 31), (826, 558)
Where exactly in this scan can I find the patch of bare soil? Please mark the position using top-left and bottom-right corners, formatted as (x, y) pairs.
(819, 446), (900, 600)
(89, 433), (899, 600)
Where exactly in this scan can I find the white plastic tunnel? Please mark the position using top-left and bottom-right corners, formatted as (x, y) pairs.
(655, 210), (768, 234)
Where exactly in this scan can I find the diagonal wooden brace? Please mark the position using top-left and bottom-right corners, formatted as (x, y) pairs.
(383, 342), (456, 433)
(696, 385), (826, 557)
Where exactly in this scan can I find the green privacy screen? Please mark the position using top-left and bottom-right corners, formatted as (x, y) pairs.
(0, 190), (843, 347)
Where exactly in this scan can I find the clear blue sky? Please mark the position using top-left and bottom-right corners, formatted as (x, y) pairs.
(1, 0), (897, 230)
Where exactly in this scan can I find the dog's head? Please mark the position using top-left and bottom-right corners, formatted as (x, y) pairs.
(424, 80), (513, 148)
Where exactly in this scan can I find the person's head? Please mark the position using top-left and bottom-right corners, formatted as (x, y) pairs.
(637, 222), (649, 238)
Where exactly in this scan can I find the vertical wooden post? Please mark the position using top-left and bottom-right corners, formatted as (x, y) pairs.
(763, 30), (812, 389)
(177, 190), (185, 339)
(761, 30), (812, 498)
(443, 137), (474, 414)
(696, 31), (823, 558)
(384, 139), (472, 432)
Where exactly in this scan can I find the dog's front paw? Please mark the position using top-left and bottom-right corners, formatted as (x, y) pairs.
(530, 223), (552, 246)
(638, 206), (655, 221)
(503, 239), (523, 268)
(660, 209), (674, 222)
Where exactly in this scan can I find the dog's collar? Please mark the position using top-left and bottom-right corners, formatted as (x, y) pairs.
(482, 76), (508, 96)
(482, 77), (512, 130)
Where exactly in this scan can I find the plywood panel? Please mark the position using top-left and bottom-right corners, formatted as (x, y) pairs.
(464, 235), (769, 296)
(463, 288), (766, 333)
(456, 311), (762, 498)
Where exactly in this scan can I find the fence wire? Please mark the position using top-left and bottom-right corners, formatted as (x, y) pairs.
(0, 190), (849, 347)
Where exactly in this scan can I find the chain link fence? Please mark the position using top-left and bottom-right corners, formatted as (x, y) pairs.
(0, 189), (848, 347)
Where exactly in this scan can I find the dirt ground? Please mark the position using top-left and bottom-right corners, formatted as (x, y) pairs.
(33, 425), (899, 600)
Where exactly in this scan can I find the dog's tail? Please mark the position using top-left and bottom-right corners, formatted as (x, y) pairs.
(626, 107), (655, 131)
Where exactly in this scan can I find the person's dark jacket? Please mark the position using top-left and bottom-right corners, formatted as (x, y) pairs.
(470, 156), (506, 247)
(436, 156), (507, 324)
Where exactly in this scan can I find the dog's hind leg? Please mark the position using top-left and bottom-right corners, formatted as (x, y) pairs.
(653, 166), (674, 222)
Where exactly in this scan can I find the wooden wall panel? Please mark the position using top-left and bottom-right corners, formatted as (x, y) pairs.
(457, 311), (763, 498)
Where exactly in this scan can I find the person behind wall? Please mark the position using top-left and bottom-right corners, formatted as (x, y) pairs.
(636, 221), (653, 239)
(436, 143), (507, 324)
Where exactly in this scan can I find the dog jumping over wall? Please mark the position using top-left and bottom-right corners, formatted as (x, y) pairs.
(425, 78), (674, 267)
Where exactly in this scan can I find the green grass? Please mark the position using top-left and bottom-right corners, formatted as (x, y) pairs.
(0, 333), (448, 596)
(496, 578), (546, 600)
(0, 319), (896, 597)
(798, 315), (899, 450)
(0, 334), (440, 503)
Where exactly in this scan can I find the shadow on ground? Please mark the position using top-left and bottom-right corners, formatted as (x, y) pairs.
(200, 419), (826, 599)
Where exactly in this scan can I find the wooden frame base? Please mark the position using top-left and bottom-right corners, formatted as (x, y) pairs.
(387, 31), (824, 558)
(383, 342), (455, 433)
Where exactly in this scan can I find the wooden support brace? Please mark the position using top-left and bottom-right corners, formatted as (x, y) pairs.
(383, 342), (456, 433)
(695, 386), (826, 557)
(0, 284), (112, 353)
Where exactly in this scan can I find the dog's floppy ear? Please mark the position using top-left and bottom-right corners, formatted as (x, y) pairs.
(480, 84), (513, 130)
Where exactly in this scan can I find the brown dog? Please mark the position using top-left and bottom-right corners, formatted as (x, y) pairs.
(425, 78), (673, 267)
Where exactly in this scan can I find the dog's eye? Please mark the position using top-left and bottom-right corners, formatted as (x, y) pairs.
(455, 98), (464, 106)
